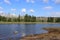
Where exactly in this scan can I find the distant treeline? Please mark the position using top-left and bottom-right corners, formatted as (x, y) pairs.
(0, 14), (60, 22)
(47, 17), (60, 22)
(0, 14), (36, 22)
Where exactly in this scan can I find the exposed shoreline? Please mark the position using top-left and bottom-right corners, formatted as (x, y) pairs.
(0, 22), (60, 24)
(20, 27), (60, 40)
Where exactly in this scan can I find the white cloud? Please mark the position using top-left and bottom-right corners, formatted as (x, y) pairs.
(50, 12), (60, 17)
(43, 6), (53, 10)
(31, 0), (35, 3)
(26, 0), (35, 3)
(0, 11), (4, 13)
(5, 13), (18, 18)
(43, 0), (48, 3)
(11, 8), (16, 12)
(9, 13), (17, 17)
(0, 11), (5, 16)
(54, 0), (60, 4)
(0, 7), (3, 10)
(30, 9), (35, 13)
(26, 0), (30, 3)
(4, 0), (11, 4)
(21, 8), (26, 13)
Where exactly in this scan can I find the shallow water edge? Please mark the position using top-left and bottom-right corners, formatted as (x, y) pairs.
(0, 22), (60, 24)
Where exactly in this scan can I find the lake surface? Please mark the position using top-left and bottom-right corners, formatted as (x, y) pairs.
(0, 23), (60, 40)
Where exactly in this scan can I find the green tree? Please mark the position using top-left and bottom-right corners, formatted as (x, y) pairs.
(24, 14), (28, 22)
(28, 15), (31, 22)
(0, 16), (2, 21)
(8, 18), (12, 22)
(17, 15), (20, 22)
(13, 18), (18, 22)
(56, 18), (60, 22)
(47, 17), (54, 22)
(2, 16), (7, 22)
(31, 16), (36, 22)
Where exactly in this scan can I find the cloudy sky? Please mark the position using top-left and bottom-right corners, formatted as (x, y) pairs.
(0, 0), (60, 17)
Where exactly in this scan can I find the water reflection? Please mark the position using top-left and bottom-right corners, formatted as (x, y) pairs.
(24, 24), (36, 35)
(0, 24), (60, 40)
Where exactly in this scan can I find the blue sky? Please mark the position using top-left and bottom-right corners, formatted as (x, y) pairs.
(0, 0), (60, 17)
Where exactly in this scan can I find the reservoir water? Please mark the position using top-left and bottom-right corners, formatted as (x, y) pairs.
(0, 23), (60, 40)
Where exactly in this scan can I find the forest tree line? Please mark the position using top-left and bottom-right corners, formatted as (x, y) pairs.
(0, 14), (60, 22)
(0, 14), (36, 22)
